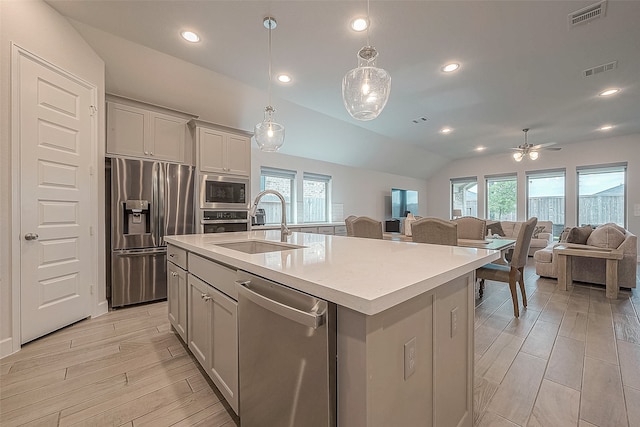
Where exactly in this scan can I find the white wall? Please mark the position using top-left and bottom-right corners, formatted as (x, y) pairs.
(426, 133), (640, 255)
(252, 149), (429, 223)
(0, 0), (106, 357)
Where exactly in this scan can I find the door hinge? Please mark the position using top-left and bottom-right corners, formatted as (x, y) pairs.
(89, 105), (97, 116)
(90, 284), (94, 295)
(89, 165), (94, 176)
(89, 226), (94, 236)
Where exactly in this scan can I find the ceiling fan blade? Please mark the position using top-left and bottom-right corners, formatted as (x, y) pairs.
(531, 142), (557, 149)
(542, 147), (562, 151)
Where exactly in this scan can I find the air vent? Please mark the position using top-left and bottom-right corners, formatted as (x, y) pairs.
(569, 0), (607, 28)
(584, 60), (618, 77)
(411, 116), (428, 124)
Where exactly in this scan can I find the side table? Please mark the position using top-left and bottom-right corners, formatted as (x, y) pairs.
(555, 245), (624, 299)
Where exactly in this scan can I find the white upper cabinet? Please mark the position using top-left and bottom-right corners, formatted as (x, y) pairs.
(107, 96), (195, 164)
(190, 119), (251, 177)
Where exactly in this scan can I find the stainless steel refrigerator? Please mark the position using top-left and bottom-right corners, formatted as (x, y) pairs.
(108, 157), (195, 307)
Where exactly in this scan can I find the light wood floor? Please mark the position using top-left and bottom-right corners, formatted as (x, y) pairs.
(1, 259), (638, 426)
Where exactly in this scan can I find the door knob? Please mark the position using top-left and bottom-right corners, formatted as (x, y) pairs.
(24, 233), (39, 241)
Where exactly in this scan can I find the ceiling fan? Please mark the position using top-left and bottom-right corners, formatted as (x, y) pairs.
(511, 128), (561, 161)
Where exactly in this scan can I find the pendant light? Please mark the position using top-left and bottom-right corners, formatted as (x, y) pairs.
(255, 17), (285, 152)
(342, 0), (391, 121)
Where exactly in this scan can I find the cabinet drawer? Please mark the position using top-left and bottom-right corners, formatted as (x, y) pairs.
(317, 226), (334, 235)
(167, 245), (187, 270)
(334, 225), (347, 236)
(300, 227), (318, 234)
(188, 253), (238, 300)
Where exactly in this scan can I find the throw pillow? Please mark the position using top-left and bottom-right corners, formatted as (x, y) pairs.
(596, 222), (626, 234)
(566, 225), (593, 244)
(559, 227), (572, 243)
(486, 222), (505, 237)
(587, 225), (626, 249)
(532, 225), (546, 238)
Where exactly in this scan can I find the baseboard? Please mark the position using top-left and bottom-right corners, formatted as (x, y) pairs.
(0, 337), (16, 359)
(93, 300), (109, 318)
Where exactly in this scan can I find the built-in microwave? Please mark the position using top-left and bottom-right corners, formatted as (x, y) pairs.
(199, 174), (249, 210)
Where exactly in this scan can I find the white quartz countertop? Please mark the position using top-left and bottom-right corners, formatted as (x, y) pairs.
(165, 231), (500, 315)
(251, 222), (345, 230)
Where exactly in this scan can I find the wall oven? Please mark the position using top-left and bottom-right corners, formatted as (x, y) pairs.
(200, 210), (250, 234)
(199, 174), (249, 210)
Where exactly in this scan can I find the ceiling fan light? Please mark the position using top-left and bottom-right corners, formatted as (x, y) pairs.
(513, 152), (523, 162)
(528, 151), (539, 160)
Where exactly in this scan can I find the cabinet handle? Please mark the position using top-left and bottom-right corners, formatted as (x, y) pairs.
(203, 294), (211, 302)
(169, 253), (175, 257)
(150, 152), (154, 156)
(144, 151), (149, 155)
(171, 271), (178, 277)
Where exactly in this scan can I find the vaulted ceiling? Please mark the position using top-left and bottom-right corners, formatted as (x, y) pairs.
(46, 0), (640, 179)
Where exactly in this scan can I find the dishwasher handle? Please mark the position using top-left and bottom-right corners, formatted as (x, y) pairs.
(236, 280), (326, 329)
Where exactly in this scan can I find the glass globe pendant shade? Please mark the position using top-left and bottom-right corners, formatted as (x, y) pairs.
(513, 152), (523, 162)
(342, 46), (391, 121)
(254, 106), (285, 152)
(528, 151), (539, 160)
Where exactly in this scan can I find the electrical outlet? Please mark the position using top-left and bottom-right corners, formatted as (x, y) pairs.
(451, 307), (458, 338)
(404, 337), (417, 380)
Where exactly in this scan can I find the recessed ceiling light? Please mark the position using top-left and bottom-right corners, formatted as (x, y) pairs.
(598, 124), (614, 131)
(351, 17), (368, 32)
(277, 74), (292, 83)
(440, 127), (453, 134)
(442, 63), (460, 73)
(181, 31), (200, 43)
(599, 88), (620, 96)
(475, 146), (486, 152)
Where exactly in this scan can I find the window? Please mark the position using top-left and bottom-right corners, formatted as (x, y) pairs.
(303, 172), (331, 223)
(527, 169), (565, 239)
(451, 177), (478, 218)
(486, 174), (517, 221)
(577, 163), (626, 228)
(259, 167), (295, 224)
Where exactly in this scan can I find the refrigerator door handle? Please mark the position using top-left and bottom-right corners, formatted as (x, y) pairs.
(157, 162), (165, 245)
(114, 247), (167, 256)
(151, 162), (161, 245)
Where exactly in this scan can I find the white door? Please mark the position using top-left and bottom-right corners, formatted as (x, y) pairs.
(18, 51), (94, 343)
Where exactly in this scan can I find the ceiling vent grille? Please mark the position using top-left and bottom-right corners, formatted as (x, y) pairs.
(569, 0), (607, 28)
(584, 60), (617, 77)
(411, 116), (428, 124)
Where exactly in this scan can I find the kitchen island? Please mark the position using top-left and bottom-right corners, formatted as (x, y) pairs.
(165, 230), (499, 427)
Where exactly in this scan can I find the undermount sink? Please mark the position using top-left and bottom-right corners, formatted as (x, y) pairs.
(213, 240), (305, 254)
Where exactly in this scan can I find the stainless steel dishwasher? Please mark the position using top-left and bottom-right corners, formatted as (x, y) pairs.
(236, 270), (336, 427)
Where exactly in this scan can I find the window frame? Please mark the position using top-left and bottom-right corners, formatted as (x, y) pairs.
(485, 173), (518, 221)
(576, 162), (627, 228)
(450, 176), (478, 218)
(259, 166), (296, 225)
(302, 172), (332, 223)
(526, 168), (566, 239)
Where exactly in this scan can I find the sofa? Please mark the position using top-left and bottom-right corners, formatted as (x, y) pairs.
(534, 223), (637, 289)
(486, 220), (553, 256)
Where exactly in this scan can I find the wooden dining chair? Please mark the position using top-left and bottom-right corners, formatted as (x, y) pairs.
(344, 215), (357, 237)
(351, 216), (383, 239)
(452, 216), (487, 240)
(411, 217), (458, 245)
(476, 217), (538, 317)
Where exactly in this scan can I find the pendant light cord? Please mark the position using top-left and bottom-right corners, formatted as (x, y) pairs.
(366, 0), (370, 46)
(267, 18), (273, 108)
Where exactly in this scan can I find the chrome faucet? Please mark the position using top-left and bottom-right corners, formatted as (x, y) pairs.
(250, 190), (291, 242)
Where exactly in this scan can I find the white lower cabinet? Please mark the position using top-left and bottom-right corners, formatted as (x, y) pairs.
(187, 272), (239, 415)
(167, 261), (187, 341)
